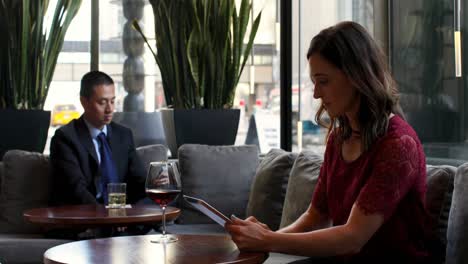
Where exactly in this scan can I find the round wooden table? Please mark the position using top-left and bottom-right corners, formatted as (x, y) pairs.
(44, 234), (268, 264)
(23, 204), (180, 228)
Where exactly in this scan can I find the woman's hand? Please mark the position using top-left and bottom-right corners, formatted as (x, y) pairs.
(225, 215), (272, 252)
(244, 216), (271, 231)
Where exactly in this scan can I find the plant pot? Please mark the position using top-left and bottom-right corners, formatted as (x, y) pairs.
(0, 110), (51, 160)
(160, 109), (240, 156)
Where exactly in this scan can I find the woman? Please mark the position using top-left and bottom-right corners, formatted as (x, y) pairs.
(225, 21), (440, 263)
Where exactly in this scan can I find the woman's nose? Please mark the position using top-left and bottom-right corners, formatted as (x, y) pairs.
(313, 86), (321, 99)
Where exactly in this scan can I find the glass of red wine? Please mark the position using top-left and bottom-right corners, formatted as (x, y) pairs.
(146, 160), (181, 243)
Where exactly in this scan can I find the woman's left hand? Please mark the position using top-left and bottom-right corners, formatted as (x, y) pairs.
(225, 216), (272, 252)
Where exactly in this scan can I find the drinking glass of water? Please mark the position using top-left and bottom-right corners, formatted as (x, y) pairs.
(107, 183), (126, 208)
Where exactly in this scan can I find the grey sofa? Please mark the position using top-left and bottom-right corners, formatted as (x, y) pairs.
(0, 145), (167, 264)
(0, 144), (465, 263)
(168, 144), (463, 264)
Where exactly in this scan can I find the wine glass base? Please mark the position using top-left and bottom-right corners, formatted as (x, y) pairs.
(150, 235), (178, 243)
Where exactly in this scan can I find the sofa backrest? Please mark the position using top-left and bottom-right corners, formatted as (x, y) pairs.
(176, 144), (259, 224)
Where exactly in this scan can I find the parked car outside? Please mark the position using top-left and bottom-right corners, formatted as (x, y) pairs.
(51, 104), (80, 126)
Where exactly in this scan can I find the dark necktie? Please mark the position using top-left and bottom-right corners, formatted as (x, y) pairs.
(97, 132), (118, 204)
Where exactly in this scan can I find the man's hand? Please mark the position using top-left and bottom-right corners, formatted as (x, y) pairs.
(152, 176), (170, 185)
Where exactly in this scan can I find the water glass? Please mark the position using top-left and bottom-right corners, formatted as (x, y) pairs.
(107, 183), (127, 208)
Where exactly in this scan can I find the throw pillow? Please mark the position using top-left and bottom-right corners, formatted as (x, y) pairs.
(0, 150), (51, 234)
(425, 165), (456, 247)
(177, 144), (259, 224)
(280, 151), (323, 229)
(246, 149), (298, 230)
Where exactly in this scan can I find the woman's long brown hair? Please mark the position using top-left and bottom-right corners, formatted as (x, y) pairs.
(307, 21), (404, 151)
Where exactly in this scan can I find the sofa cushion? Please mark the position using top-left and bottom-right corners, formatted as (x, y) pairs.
(280, 151), (323, 229)
(177, 144), (259, 224)
(425, 165), (456, 247)
(246, 149), (297, 230)
(0, 150), (51, 234)
(447, 162), (468, 263)
(136, 144), (168, 175)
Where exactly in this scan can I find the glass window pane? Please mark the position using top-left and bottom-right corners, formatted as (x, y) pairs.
(234, 0), (281, 152)
(99, 1), (157, 112)
(44, 0), (92, 154)
(293, 0), (374, 154)
(390, 0), (466, 163)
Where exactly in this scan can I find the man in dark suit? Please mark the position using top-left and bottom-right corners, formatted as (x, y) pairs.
(50, 71), (146, 206)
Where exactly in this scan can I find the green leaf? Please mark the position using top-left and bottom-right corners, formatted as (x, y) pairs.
(0, 0), (82, 109)
(146, 0), (261, 109)
(237, 12), (261, 89)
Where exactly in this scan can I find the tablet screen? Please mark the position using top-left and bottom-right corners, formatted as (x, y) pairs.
(183, 195), (231, 226)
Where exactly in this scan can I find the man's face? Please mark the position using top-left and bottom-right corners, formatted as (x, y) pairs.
(80, 84), (115, 129)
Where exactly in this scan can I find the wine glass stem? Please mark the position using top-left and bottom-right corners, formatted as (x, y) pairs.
(162, 205), (167, 237)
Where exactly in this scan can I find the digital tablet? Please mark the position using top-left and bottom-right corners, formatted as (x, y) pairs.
(183, 195), (232, 226)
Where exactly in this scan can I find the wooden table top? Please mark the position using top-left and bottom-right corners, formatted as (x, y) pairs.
(44, 234), (268, 264)
(23, 204), (180, 228)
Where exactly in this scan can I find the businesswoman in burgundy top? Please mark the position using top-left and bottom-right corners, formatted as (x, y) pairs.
(226, 21), (440, 263)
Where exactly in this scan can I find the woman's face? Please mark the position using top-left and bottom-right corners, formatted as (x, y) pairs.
(309, 54), (360, 119)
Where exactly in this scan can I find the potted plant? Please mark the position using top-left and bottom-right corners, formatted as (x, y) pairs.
(134, 0), (261, 155)
(0, 0), (81, 158)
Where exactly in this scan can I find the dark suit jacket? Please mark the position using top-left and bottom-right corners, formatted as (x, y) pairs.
(50, 116), (146, 205)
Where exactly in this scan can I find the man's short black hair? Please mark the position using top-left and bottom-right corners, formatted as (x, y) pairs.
(80, 71), (114, 99)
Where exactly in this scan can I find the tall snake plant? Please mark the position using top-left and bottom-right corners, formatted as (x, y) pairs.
(0, 0), (82, 110)
(134, 0), (261, 109)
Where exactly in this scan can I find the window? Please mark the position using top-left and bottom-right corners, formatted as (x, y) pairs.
(390, 0), (467, 164)
(99, 1), (157, 112)
(43, 0), (91, 154)
(292, 0), (374, 154)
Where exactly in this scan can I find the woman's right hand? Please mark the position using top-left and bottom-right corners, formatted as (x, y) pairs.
(243, 216), (271, 231)
(225, 215), (272, 252)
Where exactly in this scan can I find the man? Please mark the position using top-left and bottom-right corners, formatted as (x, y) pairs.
(50, 71), (146, 206)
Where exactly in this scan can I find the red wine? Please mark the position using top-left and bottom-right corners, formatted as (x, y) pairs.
(146, 189), (181, 206)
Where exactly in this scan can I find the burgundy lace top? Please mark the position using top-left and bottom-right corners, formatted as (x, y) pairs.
(312, 115), (433, 262)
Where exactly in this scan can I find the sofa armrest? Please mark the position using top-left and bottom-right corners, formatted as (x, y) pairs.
(447, 162), (468, 262)
(0, 150), (51, 234)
